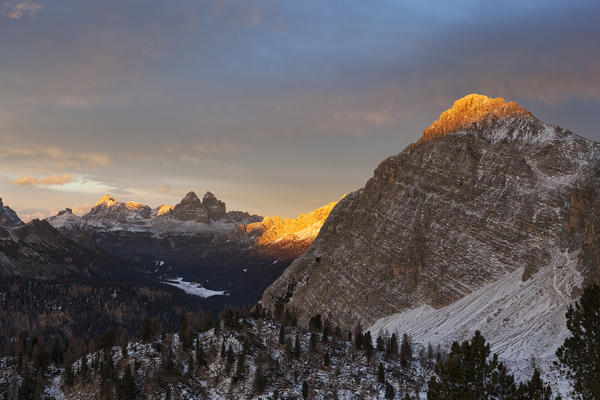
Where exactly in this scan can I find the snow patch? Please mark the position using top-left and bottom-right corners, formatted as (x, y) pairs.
(163, 277), (227, 298)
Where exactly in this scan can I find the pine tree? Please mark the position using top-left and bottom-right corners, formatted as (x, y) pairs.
(285, 336), (293, 359)
(141, 319), (153, 342)
(517, 368), (553, 400)
(324, 352), (331, 367)
(294, 334), (301, 359)
(254, 367), (267, 393)
(121, 342), (128, 358)
(196, 338), (206, 367)
(364, 331), (374, 360)
(233, 352), (245, 383)
(400, 333), (412, 367)
(64, 364), (75, 386)
(121, 365), (136, 400)
(385, 382), (395, 400)
(179, 315), (192, 350)
(80, 353), (89, 379)
(378, 362), (385, 383)
(302, 381), (310, 399)
(376, 336), (385, 352)
(387, 333), (398, 357)
(278, 325), (286, 345)
(354, 324), (363, 350)
(556, 283), (600, 399)
(427, 331), (520, 400)
(310, 332), (318, 352)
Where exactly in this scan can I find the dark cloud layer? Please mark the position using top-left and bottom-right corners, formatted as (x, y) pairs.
(1, 0), (599, 219)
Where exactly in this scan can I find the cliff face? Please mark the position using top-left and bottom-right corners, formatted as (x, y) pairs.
(246, 200), (339, 260)
(261, 94), (600, 331)
(0, 198), (24, 229)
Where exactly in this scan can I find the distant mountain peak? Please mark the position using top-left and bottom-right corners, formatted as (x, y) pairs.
(95, 194), (118, 207)
(182, 191), (200, 202)
(0, 197), (24, 229)
(155, 204), (174, 216)
(421, 94), (535, 142)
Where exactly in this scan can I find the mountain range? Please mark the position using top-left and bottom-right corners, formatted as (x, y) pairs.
(1, 93), (597, 398)
(261, 94), (600, 386)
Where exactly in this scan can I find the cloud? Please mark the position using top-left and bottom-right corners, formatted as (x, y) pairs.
(13, 173), (72, 187)
(0, 144), (110, 169)
(2, 0), (41, 19)
(160, 185), (170, 193)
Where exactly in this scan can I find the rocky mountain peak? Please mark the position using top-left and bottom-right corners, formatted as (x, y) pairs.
(421, 94), (535, 142)
(95, 194), (118, 207)
(202, 191), (226, 220)
(262, 99), (600, 337)
(155, 204), (174, 216)
(0, 197), (24, 229)
(57, 208), (73, 216)
(172, 191), (209, 223)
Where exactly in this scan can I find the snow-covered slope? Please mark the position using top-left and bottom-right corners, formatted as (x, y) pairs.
(369, 248), (582, 396)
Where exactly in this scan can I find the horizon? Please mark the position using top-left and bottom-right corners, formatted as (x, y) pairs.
(1, 0), (600, 221)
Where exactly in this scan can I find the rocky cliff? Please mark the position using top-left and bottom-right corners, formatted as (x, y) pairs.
(0, 197), (24, 229)
(246, 200), (339, 260)
(261, 94), (600, 333)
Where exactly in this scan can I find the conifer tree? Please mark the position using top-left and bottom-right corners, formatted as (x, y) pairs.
(364, 331), (374, 360)
(427, 331), (521, 400)
(310, 332), (318, 352)
(378, 362), (385, 383)
(354, 324), (363, 350)
(517, 368), (553, 400)
(556, 283), (600, 399)
(196, 338), (206, 367)
(141, 319), (153, 342)
(324, 352), (331, 367)
(302, 381), (310, 399)
(387, 333), (398, 357)
(64, 364), (75, 386)
(294, 334), (301, 359)
(376, 336), (385, 352)
(385, 382), (395, 400)
(400, 333), (412, 367)
(279, 325), (286, 345)
(121, 365), (136, 400)
(233, 352), (245, 383)
(254, 366), (267, 393)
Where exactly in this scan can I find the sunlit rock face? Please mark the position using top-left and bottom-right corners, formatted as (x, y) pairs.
(85, 194), (152, 224)
(420, 94), (533, 143)
(154, 204), (174, 216)
(245, 200), (339, 260)
(0, 197), (24, 229)
(261, 94), (600, 332)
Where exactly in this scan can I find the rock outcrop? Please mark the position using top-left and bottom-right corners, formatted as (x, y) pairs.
(0, 198), (24, 229)
(261, 94), (600, 333)
(84, 195), (152, 225)
(246, 200), (339, 260)
(202, 191), (226, 221)
(172, 191), (209, 223)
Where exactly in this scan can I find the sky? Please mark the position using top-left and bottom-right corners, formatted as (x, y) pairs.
(1, 0), (599, 221)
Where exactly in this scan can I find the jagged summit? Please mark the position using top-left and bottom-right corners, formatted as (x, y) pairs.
(420, 94), (535, 142)
(0, 197), (24, 229)
(95, 194), (118, 207)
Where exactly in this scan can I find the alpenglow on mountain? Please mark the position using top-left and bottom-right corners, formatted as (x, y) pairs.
(261, 94), (600, 382)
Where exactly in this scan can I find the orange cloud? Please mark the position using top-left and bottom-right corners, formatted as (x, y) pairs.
(13, 173), (73, 187)
(2, 0), (41, 19)
(160, 185), (171, 193)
